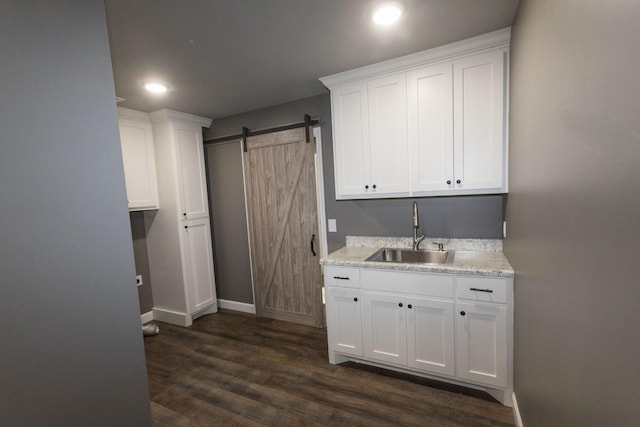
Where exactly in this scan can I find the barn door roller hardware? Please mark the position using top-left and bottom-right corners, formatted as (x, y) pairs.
(206, 115), (320, 150)
(242, 126), (249, 152)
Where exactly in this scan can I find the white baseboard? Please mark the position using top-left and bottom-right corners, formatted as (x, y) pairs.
(513, 391), (524, 427)
(140, 311), (154, 324)
(218, 299), (256, 314)
(152, 307), (192, 327)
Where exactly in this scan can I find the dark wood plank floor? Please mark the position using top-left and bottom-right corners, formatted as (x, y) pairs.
(144, 309), (515, 427)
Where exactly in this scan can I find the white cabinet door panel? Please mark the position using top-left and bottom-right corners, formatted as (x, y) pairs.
(406, 296), (455, 376)
(455, 301), (507, 387)
(453, 50), (505, 191)
(362, 291), (406, 365)
(325, 287), (363, 356)
(332, 83), (370, 197)
(119, 116), (159, 210)
(368, 74), (409, 195)
(408, 63), (454, 193)
(177, 126), (209, 219)
(182, 217), (216, 313)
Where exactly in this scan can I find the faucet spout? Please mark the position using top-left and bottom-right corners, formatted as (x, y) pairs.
(412, 201), (425, 250)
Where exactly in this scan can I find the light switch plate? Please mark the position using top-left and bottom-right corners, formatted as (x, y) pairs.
(136, 274), (143, 287)
(328, 219), (337, 233)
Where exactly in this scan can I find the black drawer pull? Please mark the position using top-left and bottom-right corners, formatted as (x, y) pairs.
(333, 276), (350, 280)
(470, 287), (493, 293)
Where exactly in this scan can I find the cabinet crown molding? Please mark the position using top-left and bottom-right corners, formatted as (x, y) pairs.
(320, 27), (510, 89)
(149, 109), (212, 129)
(117, 106), (151, 122)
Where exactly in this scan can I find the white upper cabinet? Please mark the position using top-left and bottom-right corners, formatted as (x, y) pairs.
(321, 28), (510, 199)
(331, 75), (409, 198)
(150, 109), (211, 220)
(117, 107), (159, 210)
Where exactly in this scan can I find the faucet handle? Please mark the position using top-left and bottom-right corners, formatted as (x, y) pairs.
(432, 242), (445, 251)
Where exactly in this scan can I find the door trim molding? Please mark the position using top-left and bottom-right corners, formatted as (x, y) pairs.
(313, 127), (329, 260)
(239, 140), (257, 310)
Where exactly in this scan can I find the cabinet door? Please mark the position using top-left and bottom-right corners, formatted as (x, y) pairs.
(118, 118), (159, 210)
(406, 296), (455, 376)
(325, 287), (363, 356)
(407, 63), (454, 193)
(367, 74), (409, 195)
(453, 50), (506, 191)
(181, 217), (217, 314)
(331, 82), (371, 198)
(362, 291), (407, 365)
(176, 124), (209, 219)
(455, 301), (507, 387)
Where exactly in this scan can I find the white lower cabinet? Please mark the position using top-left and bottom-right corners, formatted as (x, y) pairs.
(406, 296), (455, 376)
(324, 266), (513, 406)
(325, 286), (363, 356)
(361, 291), (455, 376)
(362, 291), (407, 365)
(455, 275), (509, 388)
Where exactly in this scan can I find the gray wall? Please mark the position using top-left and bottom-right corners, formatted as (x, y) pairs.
(506, 1), (640, 425)
(130, 212), (154, 313)
(206, 141), (254, 304)
(0, 1), (151, 425)
(205, 94), (504, 255)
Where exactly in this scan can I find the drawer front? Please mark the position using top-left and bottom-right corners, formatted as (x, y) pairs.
(456, 276), (508, 303)
(361, 269), (454, 298)
(324, 266), (361, 288)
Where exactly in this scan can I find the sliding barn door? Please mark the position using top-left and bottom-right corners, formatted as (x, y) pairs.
(243, 128), (323, 327)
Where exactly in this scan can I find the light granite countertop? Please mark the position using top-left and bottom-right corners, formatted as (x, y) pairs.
(321, 236), (514, 278)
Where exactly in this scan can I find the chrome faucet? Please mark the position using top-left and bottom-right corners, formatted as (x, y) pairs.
(412, 201), (425, 250)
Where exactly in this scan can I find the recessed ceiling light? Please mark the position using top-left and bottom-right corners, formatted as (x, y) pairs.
(143, 81), (168, 94)
(372, 3), (402, 26)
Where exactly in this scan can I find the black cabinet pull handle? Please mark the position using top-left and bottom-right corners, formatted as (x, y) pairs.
(446, 180), (451, 184)
(184, 225), (188, 229)
(183, 212), (187, 216)
(407, 304), (412, 309)
(353, 297), (358, 302)
(460, 311), (466, 316)
(372, 184), (377, 189)
(365, 185), (369, 189)
(310, 234), (317, 256)
(470, 287), (494, 293)
(398, 302), (403, 307)
(456, 179), (462, 184)
(333, 276), (350, 280)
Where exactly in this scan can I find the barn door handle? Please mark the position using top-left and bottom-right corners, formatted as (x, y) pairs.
(310, 234), (317, 256)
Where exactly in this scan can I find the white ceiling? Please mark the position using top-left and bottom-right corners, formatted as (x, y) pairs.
(105, 0), (519, 119)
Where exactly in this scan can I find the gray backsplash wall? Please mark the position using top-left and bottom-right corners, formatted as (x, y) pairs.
(129, 212), (154, 313)
(204, 93), (505, 255)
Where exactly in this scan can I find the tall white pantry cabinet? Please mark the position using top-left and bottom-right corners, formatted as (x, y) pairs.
(145, 109), (217, 327)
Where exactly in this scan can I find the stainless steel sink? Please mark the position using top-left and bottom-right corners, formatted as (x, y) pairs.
(365, 248), (453, 264)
